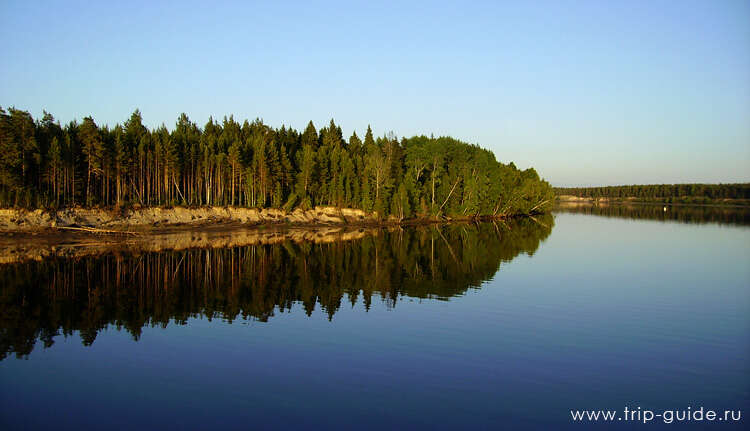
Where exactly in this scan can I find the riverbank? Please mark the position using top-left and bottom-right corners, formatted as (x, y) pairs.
(0, 206), (378, 232)
(0, 205), (524, 233)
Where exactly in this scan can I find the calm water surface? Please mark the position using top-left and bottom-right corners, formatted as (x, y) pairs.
(1, 211), (748, 430)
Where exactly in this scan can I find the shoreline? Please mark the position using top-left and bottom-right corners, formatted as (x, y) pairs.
(0, 217), (527, 265)
(0, 205), (528, 234)
(555, 196), (750, 209)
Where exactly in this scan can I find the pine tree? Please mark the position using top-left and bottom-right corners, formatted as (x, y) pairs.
(0, 108), (22, 204)
(301, 121), (318, 148)
(79, 116), (104, 205)
(0, 107), (557, 215)
(365, 137), (388, 215)
(295, 135), (316, 208)
(47, 136), (62, 205)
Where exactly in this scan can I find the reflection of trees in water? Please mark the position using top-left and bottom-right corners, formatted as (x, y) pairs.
(0, 218), (553, 360)
(555, 204), (750, 226)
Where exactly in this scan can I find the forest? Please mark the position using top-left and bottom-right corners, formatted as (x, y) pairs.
(0, 219), (553, 359)
(556, 183), (750, 204)
(0, 107), (553, 218)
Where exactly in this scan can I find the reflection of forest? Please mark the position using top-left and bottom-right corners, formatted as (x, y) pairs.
(555, 203), (750, 226)
(0, 217), (553, 360)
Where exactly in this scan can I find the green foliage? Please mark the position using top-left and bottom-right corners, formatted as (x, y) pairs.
(0, 107), (554, 216)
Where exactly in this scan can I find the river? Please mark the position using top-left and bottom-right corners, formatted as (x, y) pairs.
(1, 208), (747, 429)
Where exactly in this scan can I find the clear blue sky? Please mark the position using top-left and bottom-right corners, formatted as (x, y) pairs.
(1, 0), (748, 186)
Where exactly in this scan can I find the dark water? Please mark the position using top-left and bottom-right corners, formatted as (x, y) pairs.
(1, 211), (748, 430)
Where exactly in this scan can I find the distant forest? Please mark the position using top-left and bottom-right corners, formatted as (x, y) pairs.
(555, 183), (750, 204)
(0, 107), (553, 218)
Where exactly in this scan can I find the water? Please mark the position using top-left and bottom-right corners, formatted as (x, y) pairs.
(555, 201), (750, 226)
(1, 211), (748, 430)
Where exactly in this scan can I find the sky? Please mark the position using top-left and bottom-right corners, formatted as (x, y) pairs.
(1, 0), (748, 187)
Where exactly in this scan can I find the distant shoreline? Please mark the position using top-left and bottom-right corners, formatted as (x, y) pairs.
(555, 195), (750, 208)
(554, 183), (750, 207)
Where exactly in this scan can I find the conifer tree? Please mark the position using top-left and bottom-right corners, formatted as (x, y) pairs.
(0, 107), (557, 216)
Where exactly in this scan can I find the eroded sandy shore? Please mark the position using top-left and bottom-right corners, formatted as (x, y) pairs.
(0, 206), (518, 265)
(0, 206), (377, 232)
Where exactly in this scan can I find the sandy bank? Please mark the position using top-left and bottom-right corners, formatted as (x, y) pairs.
(0, 206), (379, 232)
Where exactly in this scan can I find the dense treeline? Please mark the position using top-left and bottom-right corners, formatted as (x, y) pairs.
(0, 219), (553, 359)
(556, 184), (750, 203)
(0, 107), (553, 217)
